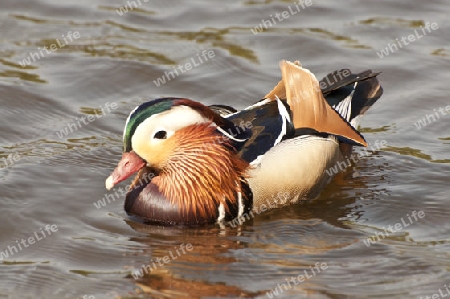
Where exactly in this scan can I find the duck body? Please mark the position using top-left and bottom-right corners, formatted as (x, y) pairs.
(106, 60), (383, 226)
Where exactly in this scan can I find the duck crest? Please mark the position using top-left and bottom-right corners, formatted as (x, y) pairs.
(151, 123), (250, 221)
(173, 99), (229, 127)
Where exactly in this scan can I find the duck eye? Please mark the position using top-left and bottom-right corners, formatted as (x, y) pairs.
(153, 130), (167, 139)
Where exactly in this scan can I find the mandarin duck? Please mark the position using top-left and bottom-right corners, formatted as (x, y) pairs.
(105, 60), (383, 226)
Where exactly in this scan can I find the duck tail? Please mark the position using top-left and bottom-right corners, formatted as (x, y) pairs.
(264, 60), (369, 147)
(320, 69), (383, 129)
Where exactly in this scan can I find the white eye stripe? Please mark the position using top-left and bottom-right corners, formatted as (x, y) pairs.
(131, 106), (210, 152)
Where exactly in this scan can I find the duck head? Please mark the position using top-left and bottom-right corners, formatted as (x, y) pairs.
(105, 98), (252, 226)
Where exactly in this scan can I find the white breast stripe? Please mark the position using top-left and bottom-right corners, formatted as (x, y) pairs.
(274, 96), (290, 145)
(249, 97), (290, 166)
(215, 125), (247, 142)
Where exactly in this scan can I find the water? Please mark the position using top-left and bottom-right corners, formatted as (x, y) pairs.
(0, 0), (449, 298)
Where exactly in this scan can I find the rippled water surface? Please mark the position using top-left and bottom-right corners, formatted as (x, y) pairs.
(1, 0), (449, 298)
